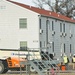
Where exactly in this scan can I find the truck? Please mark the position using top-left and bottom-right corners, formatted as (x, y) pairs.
(0, 49), (41, 74)
(0, 49), (27, 74)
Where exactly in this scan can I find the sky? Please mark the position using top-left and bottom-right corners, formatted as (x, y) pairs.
(11, 0), (35, 6)
(11, 0), (55, 7)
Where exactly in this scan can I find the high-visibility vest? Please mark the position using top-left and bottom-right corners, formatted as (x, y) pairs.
(72, 57), (75, 63)
(63, 56), (68, 63)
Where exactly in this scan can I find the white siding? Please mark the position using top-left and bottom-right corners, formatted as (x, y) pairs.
(0, 0), (39, 49)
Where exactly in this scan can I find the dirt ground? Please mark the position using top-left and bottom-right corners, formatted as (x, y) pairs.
(1, 73), (75, 75)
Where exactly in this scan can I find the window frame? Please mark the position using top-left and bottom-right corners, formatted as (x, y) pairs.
(19, 18), (27, 28)
(20, 41), (27, 51)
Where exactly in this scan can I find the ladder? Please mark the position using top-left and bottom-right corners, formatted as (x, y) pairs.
(20, 50), (60, 75)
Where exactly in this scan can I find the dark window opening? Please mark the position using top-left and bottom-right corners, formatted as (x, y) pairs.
(52, 21), (54, 31)
(63, 24), (65, 32)
(64, 44), (65, 53)
(40, 41), (42, 48)
(46, 20), (49, 44)
(39, 19), (41, 29)
(70, 44), (71, 53)
(60, 23), (62, 32)
(52, 42), (54, 52)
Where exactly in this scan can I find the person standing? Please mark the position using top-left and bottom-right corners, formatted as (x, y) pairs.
(72, 54), (75, 69)
(63, 55), (69, 70)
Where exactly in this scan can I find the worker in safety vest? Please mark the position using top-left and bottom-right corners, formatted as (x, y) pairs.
(63, 55), (69, 70)
(72, 54), (75, 69)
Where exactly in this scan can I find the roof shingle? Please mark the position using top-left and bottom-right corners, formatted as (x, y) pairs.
(7, 0), (75, 23)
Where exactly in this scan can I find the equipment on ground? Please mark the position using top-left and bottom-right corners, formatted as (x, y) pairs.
(0, 57), (26, 74)
(0, 50), (26, 74)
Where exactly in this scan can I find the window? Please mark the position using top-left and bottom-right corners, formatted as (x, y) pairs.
(64, 44), (65, 53)
(46, 20), (49, 44)
(60, 23), (62, 32)
(52, 21), (54, 31)
(63, 24), (65, 32)
(52, 42), (54, 52)
(40, 41), (42, 48)
(39, 19), (41, 29)
(70, 44), (71, 53)
(19, 18), (27, 28)
(20, 41), (27, 50)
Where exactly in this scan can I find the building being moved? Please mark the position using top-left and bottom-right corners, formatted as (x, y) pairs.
(0, 0), (75, 61)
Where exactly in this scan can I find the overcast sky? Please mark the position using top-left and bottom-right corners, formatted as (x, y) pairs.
(11, 0), (55, 6)
(11, 0), (35, 6)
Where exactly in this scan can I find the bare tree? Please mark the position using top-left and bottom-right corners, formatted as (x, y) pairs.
(33, 0), (75, 19)
(33, 0), (54, 11)
(58, 0), (75, 17)
(33, 0), (45, 9)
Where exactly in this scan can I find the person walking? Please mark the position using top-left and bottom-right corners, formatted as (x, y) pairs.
(63, 55), (69, 70)
(72, 54), (75, 70)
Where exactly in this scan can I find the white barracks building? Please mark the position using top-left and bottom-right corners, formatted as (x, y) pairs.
(0, 0), (75, 60)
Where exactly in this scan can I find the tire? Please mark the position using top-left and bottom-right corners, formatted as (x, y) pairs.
(0, 63), (4, 74)
(2, 69), (8, 73)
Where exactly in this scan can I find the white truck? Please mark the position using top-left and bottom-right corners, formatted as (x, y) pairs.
(0, 49), (27, 74)
(0, 49), (41, 74)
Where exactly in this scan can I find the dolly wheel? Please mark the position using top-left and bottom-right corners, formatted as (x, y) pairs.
(0, 63), (4, 74)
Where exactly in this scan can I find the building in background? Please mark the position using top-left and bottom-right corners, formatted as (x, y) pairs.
(0, 0), (75, 61)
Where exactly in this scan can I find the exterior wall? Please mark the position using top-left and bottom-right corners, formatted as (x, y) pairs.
(0, 0), (39, 49)
(40, 16), (75, 61)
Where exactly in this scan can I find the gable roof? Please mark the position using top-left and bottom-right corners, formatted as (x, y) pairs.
(7, 0), (75, 23)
